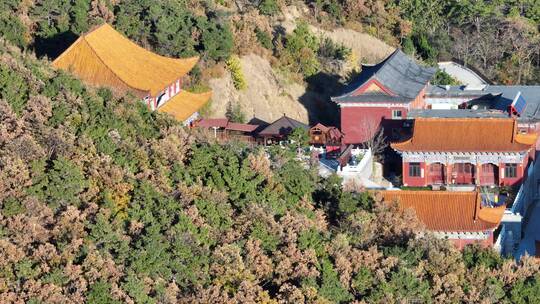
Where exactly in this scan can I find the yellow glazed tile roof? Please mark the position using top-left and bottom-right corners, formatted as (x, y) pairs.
(52, 23), (199, 97)
(158, 91), (212, 122)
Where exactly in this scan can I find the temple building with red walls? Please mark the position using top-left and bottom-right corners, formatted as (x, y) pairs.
(331, 49), (436, 144)
(52, 23), (211, 125)
(379, 190), (505, 249)
(392, 117), (535, 188)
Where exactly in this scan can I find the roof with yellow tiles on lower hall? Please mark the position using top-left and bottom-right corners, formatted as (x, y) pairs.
(378, 190), (505, 233)
(157, 91), (212, 122)
(392, 117), (532, 152)
(52, 23), (199, 98)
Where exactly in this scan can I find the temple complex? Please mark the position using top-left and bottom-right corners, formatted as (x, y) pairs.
(52, 23), (211, 125)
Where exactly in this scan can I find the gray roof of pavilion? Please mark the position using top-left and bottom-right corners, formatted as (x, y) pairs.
(332, 49), (437, 103)
(257, 115), (309, 137)
(408, 109), (509, 119)
(427, 85), (540, 122)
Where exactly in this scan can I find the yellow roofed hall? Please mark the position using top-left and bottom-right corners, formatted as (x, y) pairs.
(52, 23), (199, 97)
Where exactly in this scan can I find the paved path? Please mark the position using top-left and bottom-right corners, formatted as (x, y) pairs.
(516, 202), (540, 259)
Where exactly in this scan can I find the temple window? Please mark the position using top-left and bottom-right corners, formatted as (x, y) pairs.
(409, 162), (421, 177)
(392, 109), (403, 119)
(504, 164), (517, 178)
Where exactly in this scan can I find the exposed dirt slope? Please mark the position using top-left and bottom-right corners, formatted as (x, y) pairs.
(310, 27), (394, 63)
(208, 54), (312, 123)
(208, 14), (393, 124)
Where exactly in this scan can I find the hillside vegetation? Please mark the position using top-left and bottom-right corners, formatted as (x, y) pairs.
(4, 0), (540, 123)
(0, 38), (540, 303)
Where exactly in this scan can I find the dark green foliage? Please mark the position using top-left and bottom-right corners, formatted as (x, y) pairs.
(198, 17), (234, 61)
(318, 258), (353, 303)
(337, 191), (372, 218)
(0, 63), (29, 115)
(351, 266), (374, 296)
(225, 101), (247, 123)
(258, 0), (280, 16)
(250, 221), (280, 252)
(122, 273), (155, 304)
(15, 259), (39, 281)
(413, 33), (437, 62)
(402, 36), (415, 55)
(186, 144), (268, 209)
(28, 158), (88, 212)
(281, 22), (320, 77)
(2, 197), (26, 217)
(278, 160), (316, 203)
(288, 127), (310, 150)
(510, 275), (540, 304)
(462, 244), (503, 269)
(298, 228), (326, 256)
(370, 267), (431, 302)
(195, 198), (233, 232)
(0, 0), (27, 48)
(87, 280), (122, 304)
(255, 29), (273, 49)
(318, 37), (351, 60)
(88, 211), (131, 262)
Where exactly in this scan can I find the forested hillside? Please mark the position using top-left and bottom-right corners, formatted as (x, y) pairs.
(1, 36), (540, 303)
(3, 0), (540, 89)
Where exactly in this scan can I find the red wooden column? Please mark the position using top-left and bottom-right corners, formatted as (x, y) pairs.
(424, 162), (428, 186)
(474, 162), (480, 185)
(499, 162), (504, 186)
(446, 163), (452, 185)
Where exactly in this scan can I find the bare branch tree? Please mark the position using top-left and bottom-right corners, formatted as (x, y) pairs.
(360, 119), (387, 157)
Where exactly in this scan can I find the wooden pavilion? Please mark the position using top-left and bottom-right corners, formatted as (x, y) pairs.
(257, 115), (309, 145)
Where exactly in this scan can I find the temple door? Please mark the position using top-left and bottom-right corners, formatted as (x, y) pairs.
(429, 163), (444, 184)
(481, 164), (497, 185)
(454, 163), (474, 184)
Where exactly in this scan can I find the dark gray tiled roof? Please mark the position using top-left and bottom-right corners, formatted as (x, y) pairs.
(333, 49), (436, 103)
(257, 115), (309, 136)
(408, 109), (508, 119)
(427, 85), (540, 122)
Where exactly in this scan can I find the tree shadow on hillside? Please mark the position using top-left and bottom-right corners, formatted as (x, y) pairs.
(33, 31), (79, 60)
(298, 71), (346, 127)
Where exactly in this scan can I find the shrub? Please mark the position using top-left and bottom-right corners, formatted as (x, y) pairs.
(226, 55), (247, 90)
(225, 101), (246, 123)
(0, 63), (29, 115)
(432, 69), (461, 85)
(255, 29), (273, 50)
(318, 37), (351, 60)
(258, 0), (280, 16)
(281, 22), (321, 77)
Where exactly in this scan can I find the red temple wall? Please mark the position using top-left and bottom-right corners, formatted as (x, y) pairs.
(402, 162), (427, 187)
(451, 234), (494, 250)
(410, 87), (427, 109)
(499, 159), (527, 187)
(402, 160), (527, 187)
(341, 106), (408, 144)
